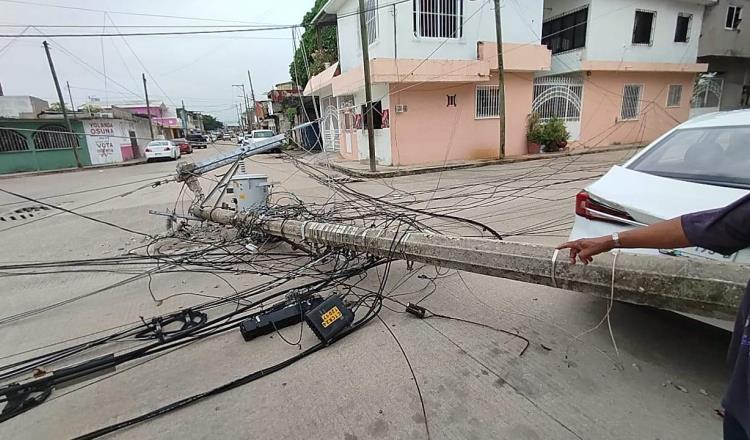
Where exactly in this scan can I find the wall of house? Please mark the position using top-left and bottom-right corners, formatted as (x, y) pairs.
(388, 73), (533, 166)
(576, 71), (694, 148)
(698, 55), (750, 110)
(351, 83), (392, 164)
(0, 96), (49, 118)
(698, 0), (750, 58)
(585, 0), (704, 64)
(0, 120), (91, 174)
(336, 0), (544, 73)
(82, 117), (154, 165)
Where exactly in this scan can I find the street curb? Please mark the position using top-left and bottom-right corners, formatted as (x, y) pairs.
(325, 144), (643, 179)
(0, 159), (147, 180)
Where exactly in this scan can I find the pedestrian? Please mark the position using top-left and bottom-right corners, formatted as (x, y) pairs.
(557, 194), (750, 440)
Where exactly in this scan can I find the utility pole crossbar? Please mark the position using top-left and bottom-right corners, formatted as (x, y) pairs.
(191, 207), (749, 321)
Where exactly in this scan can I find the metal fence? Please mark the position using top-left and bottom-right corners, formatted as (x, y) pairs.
(475, 85), (500, 119)
(532, 75), (584, 139)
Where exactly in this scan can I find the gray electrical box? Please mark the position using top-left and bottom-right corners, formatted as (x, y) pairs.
(229, 174), (270, 212)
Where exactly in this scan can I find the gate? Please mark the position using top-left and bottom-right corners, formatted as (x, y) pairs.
(690, 74), (723, 118)
(532, 75), (584, 140)
(320, 96), (340, 152)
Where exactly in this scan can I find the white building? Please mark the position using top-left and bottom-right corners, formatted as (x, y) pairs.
(305, 0), (551, 165)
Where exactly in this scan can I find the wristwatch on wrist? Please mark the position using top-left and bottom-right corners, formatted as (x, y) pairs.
(611, 232), (621, 248)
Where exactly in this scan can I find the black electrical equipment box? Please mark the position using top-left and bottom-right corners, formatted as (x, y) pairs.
(304, 295), (354, 344)
(239, 297), (324, 342)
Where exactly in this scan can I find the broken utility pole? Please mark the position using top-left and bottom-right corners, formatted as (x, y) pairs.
(42, 40), (82, 169)
(493, 0), (506, 158)
(247, 70), (259, 129)
(358, 0), (378, 172)
(191, 206), (749, 322)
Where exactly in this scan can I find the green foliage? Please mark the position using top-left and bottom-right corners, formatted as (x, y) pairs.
(285, 107), (297, 123)
(539, 117), (569, 146)
(526, 113), (543, 144)
(201, 114), (224, 131)
(289, 0), (338, 88)
(81, 103), (102, 113)
(49, 102), (63, 111)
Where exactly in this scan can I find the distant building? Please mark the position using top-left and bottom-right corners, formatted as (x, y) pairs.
(0, 96), (49, 119)
(696, 0), (750, 114)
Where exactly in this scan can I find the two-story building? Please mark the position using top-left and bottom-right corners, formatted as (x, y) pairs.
(305, 0), (551, 166)
(538, 0), (709, 148)
(695, 0), (750, 115)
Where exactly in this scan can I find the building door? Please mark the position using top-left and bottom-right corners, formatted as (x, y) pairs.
(129, 130), (140, 158)
(320, 96), (340, 152)
(532, 75), (584, 141)
(337, 95), (355, 154)
(690, 74), (723, 118)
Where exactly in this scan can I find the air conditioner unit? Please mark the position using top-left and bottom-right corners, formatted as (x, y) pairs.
(394, 104), (407, 113)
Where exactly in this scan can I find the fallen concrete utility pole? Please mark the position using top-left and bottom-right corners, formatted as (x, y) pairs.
(192, 207), (749, 321)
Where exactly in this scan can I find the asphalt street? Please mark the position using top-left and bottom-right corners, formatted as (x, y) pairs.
(0, 142), (731, 439)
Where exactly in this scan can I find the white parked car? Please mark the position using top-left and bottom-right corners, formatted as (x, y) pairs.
(569, 109), (750, 326)
(144, 140), (181, 162)
(242, 130), (280, 153)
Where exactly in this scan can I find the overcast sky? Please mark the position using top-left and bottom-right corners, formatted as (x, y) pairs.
(0, 0), (315, 123)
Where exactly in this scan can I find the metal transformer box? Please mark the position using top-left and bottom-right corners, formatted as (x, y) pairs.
(229, 174), (270, 212)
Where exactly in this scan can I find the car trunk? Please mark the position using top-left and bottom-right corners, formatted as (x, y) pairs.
(587, 165), (750, 263)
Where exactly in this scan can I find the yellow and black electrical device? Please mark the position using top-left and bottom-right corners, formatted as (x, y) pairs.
(304, 295), (354, 344)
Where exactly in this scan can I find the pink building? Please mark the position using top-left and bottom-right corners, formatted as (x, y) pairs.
(306, 0), (551, 166)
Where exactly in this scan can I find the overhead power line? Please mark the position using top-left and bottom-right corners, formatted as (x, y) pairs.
(0, 25), (298, 38)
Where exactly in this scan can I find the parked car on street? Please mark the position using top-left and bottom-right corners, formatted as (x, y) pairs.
(144, 140), (181, 162)
(186, 134), (208, 149)
(243, 129), (280, 153)
(569, 109), (750, 325)
(172, 138), (193, 155)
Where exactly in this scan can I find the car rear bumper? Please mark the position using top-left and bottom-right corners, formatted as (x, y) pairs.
(146, 151), (173, 159)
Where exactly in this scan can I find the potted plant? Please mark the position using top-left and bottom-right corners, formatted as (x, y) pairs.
(526, 113), (543, 154)
(539, 117), (569, 153)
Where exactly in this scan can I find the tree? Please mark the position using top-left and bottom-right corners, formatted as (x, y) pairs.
(289, 0), (338, 88)
(49, 102), (64, 111)
(201, 114), (224, 131)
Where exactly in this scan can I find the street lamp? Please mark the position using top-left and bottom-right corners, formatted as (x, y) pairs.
(232, 84), (251, 129)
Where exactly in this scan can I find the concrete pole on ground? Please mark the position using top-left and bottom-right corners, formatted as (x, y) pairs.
(42, 41), (82, 168)
(190, 206), (749, 321)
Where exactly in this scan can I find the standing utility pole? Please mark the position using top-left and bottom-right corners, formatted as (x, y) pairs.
(357, 0), (377, 172)
(233, 84), (250, 131)
(247, 70), (259, 129)
(181, 100), (188, 135)
(43, 41), (82, 168)
(142, 73), (155, 141)
(66, 81), (75, 112)
(493, 0), (506, 158)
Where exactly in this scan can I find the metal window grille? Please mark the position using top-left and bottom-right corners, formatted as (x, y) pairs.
(532, 75), (583, 122)
(674, 13), (691, 43)
(620, 84), (643, 120)
(0, 129), (29, 152)
(475, 85), (500, 119)
(413, 0), (463, 39)
(541, 6), (588, 55)
(366, 0), (378, 44)
(33, 124), (79, 150)
(632, 10), (656, 45)
(691, 75), (723, 108)
(726, 6), (742, 29)
(667, 85), (682, 107)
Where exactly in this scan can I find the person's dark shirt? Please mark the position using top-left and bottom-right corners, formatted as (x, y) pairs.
(681, 194), (750, 433)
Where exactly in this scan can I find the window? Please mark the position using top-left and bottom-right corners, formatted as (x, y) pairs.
(726, 5), (742, 30)
(0, 129), (29, 152)
(475, 85), (501, 119)
(674, 13), (692, 42)
(632, 10), (656, 45)
(620, 84), (643, 120)
(413, 0), (463, 39)
(365, 0), (378, 44)
(629, 126), (750, 189)
(542, 6), (588, 55)
(361, 101), (383, 129)
(32, 124), (79, 150)
(667, 84), (683, 107)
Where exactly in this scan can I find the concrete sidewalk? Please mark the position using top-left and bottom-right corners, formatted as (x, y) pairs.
(318, 144), (643, 178)
(0, 158), (147, 180)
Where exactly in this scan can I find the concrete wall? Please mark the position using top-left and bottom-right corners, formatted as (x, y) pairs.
(0, 96), (49, 118)
(335, 0), (544, 72)
(82, 117), (153, 165)
(576, 71), (695, 148)
(0, 120), (91, 174)
(388, 72), (533, 166)
(698, 55), (750, 110)
(699, 0), (750, 58)
(584, 0), (704, 64)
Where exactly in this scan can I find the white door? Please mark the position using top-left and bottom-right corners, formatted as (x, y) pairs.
(690, 75), (723, 118)
(532, 75), (584, 141)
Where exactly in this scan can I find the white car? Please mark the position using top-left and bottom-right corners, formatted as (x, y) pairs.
(242, 130), (280, 152)
(569, 109), (750, 325)
(144, 140), (181, 162)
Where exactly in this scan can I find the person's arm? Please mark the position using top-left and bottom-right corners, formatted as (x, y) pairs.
(557, 218), (691, 265)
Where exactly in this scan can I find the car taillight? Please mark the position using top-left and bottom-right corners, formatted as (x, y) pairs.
(575, 191), (635, 224)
